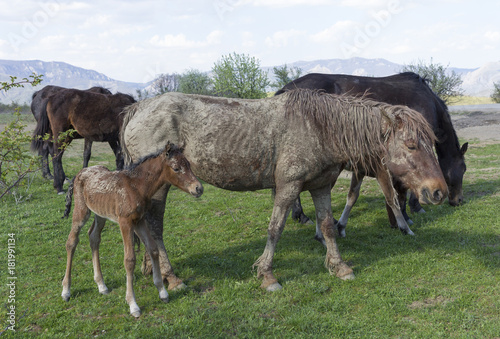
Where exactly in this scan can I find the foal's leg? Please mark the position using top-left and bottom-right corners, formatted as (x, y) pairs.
(119, 219), (141, 318)
(254, 181), (302, 291)
(143, 185), (186, 290)
(61, 201), (91, 301)
(376, 168), (414, 235)
(310, 185), (355, 280)
(88, 215), (109, 295)
(134, 219), (169, 303)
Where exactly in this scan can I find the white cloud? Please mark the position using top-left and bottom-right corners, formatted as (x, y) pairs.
(265, 29), (305, 48)
(79, 14), (111, 29)
(149, 31), (223, 49)
(310, 21), (359, 43)
(485, 31), (500, 42)
(242, 0), (332, 7)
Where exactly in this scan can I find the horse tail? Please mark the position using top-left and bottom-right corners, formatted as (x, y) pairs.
(63, 178), (74, 219)
(119, 103), (139, 166)
(31, 101), (52, 154)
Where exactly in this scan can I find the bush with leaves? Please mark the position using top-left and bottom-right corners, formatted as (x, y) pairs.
(178, 69), (214, 95)
(401, 59), (463, 104)
(212, 52), (270, 99)
(0, 73), (43, 201)
(271, 64), (303, 90)
(491, 82), (500, 103)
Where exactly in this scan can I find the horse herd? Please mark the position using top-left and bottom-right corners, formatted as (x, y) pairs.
(30, 72), (468, 317)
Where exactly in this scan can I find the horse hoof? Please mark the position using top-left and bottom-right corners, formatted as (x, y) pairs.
(406, 219), (414, 226)
(266, 283), (283, 292)
(401, 228), (415, 236)
(314, 235), (326, 247)
(160, 296), (169, 303)
(99, 288), (110, 295)
(417, 209), (426, 214)
(169, 282), (187, 291)
(57, 191), (65, 195)
(131, 311), (141, 318)
(61, 292), (70, 302)
(340, 272), (355, 281)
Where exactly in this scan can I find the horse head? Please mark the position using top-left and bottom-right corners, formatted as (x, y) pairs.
(162, 142), (203, 198)
(437, 141), (468, 206)
(382, 107), (448, 206)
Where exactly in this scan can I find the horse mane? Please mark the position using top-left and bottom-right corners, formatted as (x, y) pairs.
(125, 142), (182, 171)
(283, 89), (437, 173)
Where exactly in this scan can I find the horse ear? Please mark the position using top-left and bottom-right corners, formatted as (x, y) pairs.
(165, 141), (172, 156)
(461, 142), (468, 155)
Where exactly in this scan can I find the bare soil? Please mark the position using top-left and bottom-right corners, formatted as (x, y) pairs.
(449, 104), (500, 142)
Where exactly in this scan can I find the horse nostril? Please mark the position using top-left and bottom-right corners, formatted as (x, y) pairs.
(196, 185), (203, 196)
(433, 189), (443, 202)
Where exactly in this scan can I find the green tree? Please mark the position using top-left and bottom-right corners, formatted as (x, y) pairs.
(271, 64), (303, 90)
(178, 69), (214, 95)
(401, 59), (463, 104)
(212, 52), (270, 99)
(0, 73), (43, 201)
(491, 82), (500, 103)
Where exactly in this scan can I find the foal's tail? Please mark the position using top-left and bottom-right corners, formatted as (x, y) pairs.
(63, 179), (75, 219)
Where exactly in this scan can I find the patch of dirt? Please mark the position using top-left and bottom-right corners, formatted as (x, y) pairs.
(408, 295), (455, 309)
(449, 104), (500, 141)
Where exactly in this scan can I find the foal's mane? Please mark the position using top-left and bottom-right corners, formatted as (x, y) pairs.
(284, 89), (437, 173)
(125, 142), (182, 171)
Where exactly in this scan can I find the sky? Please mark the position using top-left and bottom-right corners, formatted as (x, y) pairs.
(1, 0), (499, 83)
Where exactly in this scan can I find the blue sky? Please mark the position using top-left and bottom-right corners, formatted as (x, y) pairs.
(1, 0), (499, 82)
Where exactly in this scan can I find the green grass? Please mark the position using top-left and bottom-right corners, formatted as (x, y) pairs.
(0, 139), (499, 338)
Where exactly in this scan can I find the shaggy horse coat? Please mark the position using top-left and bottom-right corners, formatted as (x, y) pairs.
(120, 90), (447, 291)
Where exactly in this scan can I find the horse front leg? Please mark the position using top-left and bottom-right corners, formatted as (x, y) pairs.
(291, 196), (313, 225)
(310, 185), (355, 280)
(254, 181), (302, 291)
(108, 140), (124, 170)
(118, 219), (140, 318)
(88, 215), (109, 295)
(83, 139), (92, 168)
(376, 169), (414, 235)
(143, 184), (186, 291)
(408, 191), (425, 214)
(134, 219), (169, 303)
(40, 143), (53, 179)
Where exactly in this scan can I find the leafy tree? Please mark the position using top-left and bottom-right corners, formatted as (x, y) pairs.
(0, 73), (43, 201)
(178, 69), (214, 95)
(491, 82), (500, 103)
(212, 52), (270, 99)
(271, 64), (303, 90)
(401, 59), (463, 104)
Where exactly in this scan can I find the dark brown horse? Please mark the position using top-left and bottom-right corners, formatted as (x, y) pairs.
(31, 85), (112, 179)
(34, 88), (135, 193)
(120, 90), (447, 292)
(62, 142), (203, 318)
(276, 72), (468, 233)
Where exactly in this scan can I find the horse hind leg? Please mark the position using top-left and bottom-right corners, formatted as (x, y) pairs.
(61, 202), (91, 301)
(83, 139), (92, 168)
(119, 219), (141, 318)
(88, 215), (109, 295)
(134, 219), (168, 303)
(108, 140), (124, 170)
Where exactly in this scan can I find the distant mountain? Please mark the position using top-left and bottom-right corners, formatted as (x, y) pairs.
(0, 60), (143, 104)
(460, 61), (500, 96)
(1, 58), (498, 105)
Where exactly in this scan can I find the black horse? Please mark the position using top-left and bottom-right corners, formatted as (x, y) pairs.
(276, 72), (468, 231)
(31, 85), (112, 179)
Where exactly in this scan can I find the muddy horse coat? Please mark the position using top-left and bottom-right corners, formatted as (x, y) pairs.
(120, 90), (447, 291)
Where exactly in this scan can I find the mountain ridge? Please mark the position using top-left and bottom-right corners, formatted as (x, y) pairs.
(0, 58), (496, 104)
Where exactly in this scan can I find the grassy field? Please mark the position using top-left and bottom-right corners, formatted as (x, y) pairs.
(0, 126), (499, 337)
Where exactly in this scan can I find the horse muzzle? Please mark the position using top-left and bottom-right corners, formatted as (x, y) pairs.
(191, 184), (204, 198)
(419, 187), (446, 205)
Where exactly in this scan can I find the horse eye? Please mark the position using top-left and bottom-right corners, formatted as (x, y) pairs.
(405, 141), (417, 150)
(172, 167), (180, 173)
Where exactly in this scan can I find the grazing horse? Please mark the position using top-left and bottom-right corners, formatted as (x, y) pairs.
(34, 88), (136, 193)
(61, 142), (203, 318)
(276, 72), (468, 232)
(120, 90), (447, 291)
(30, 85), (112, 179)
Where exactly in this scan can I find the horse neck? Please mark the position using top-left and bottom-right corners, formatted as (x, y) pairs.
(128, 156), (170, 199)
